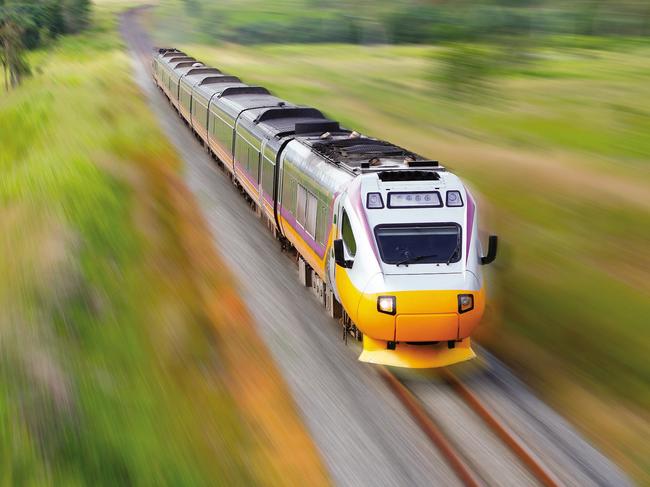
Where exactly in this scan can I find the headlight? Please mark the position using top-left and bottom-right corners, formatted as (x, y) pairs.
(458, 294), (474, 313)
(377, 296), (396, 315)
(366, 192), (384, 209)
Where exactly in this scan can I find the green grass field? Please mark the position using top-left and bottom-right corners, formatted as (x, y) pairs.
(0, 2), (328, 485)
(150, 3), (650, 479)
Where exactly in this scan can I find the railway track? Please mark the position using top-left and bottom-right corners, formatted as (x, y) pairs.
(380, 366), (562, 487)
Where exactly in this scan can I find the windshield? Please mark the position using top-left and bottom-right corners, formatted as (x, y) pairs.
(374, 224), (461, 265)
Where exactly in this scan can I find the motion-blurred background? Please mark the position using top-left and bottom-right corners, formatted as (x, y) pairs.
(150, 0), (650, 476)
(1, 0), (649, 484)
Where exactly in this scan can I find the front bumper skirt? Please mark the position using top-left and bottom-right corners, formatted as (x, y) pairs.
(358, 336), (476, 368)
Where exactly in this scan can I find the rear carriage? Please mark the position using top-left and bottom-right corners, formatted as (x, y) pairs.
(155, 53), (196, 98)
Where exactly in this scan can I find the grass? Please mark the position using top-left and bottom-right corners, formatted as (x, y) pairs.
(0, 2), (328, 485)
(150, 4), (650, 481)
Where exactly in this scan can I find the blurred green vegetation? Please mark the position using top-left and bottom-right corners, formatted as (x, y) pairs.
(1, 0), (91, 89)
(168, 0), (650, 45)
(0, 2), (328, 485)
(152, 0), (650, 476)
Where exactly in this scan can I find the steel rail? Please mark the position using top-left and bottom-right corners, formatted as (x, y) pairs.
(378, 366), (482, 487)
(382, 365), (563, 487)
(440, 369), (562, 487)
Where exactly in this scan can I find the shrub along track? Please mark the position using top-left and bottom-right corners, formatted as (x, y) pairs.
(121, 6), (633, 486)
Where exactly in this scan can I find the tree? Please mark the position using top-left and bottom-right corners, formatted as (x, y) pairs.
(0, 0), (91, 90)
(61, 0), (89, 34)
(0, 16), (30, 90)
(0, 43), (6, 91)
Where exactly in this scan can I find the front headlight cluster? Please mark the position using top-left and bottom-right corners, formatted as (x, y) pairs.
(376, 294), (473, 315)
(377, 296), (396, 315)
(458, 294), (474, 313)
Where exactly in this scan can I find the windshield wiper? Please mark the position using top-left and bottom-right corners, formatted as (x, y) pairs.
(395, 253), (439, 267)
(446, 247), (459, 265)
(446, 230), (462, 265)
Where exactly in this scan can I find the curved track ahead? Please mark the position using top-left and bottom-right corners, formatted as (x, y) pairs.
(120, 8), (632, 486)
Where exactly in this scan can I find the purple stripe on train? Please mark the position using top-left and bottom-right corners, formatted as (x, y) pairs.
(279, 206), (327, 258)
(465, 189), (475, 263)
(233, 160), (336, 261)
(348, 178), (381, 266)
(234, 162), (259, 189)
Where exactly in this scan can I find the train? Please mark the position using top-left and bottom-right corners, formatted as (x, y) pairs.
(151, 47), (498, 368)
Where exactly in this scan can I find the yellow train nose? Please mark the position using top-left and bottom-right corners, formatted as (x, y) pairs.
(395, 313), (459, 341)
(356, 288), (485, 342)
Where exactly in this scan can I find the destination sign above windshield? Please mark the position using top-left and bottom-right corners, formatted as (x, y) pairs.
(388, 191), (442, 208)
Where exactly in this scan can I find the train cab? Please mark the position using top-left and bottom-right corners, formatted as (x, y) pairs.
(329, 161), (497, 368)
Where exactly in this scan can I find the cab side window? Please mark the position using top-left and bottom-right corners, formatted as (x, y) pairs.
(341, 210), (357, 257)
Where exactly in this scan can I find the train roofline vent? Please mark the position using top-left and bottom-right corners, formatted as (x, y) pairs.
(377, 170), (441, 181)
(200, 75), (241, 85)
(173, 61), (199, 69)
(255, 107), (324, 123)
(168, 56), (195, 63)
(218, 86), (270, 98)
(294, 121), (340, 135)
(157, 47), (181, 55)
(404, 159), (439, 168)
(186, 67), (221, 76)
(160, 50), (184, 57)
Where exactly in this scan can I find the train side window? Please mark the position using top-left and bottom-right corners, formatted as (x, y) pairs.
(237, 136), (247, 167)
(297, 184), (307, 225)
(217, 118), (227, 143)
(262, 156), (274, 196)
(282, 174), (293, 213)
(249, 147), (259, 182)
(341, 210), (357, 256)
(305, 192), (317, 237)
(296, 184), (318, 237)
(316, 203), (327, 244)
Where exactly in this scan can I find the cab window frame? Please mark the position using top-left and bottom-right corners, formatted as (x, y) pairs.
(340, 209), (357, 257)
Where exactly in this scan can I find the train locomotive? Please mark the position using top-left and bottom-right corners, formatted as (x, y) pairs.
(152, 47), (498, 368)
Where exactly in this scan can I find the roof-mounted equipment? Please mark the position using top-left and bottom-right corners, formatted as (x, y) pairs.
(160, 49), (184, 58)
(295, 121), (340, 135)
(185, 67), (221, 76)
(404, 159), (439, 168)
(254, 107), (323, 124)
(173, 61), (199, 69)
(378, 171), (440, 182)
(168, 56), (195, 63)
(200, 75), (241, 86)
(218, 86), (270, 98)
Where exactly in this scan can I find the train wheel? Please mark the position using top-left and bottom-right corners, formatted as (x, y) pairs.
(298, 257), (312, 288)
(354, 326), (363, 342)
(325, 288), (342, 319)
(341, 310), (352, 344)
